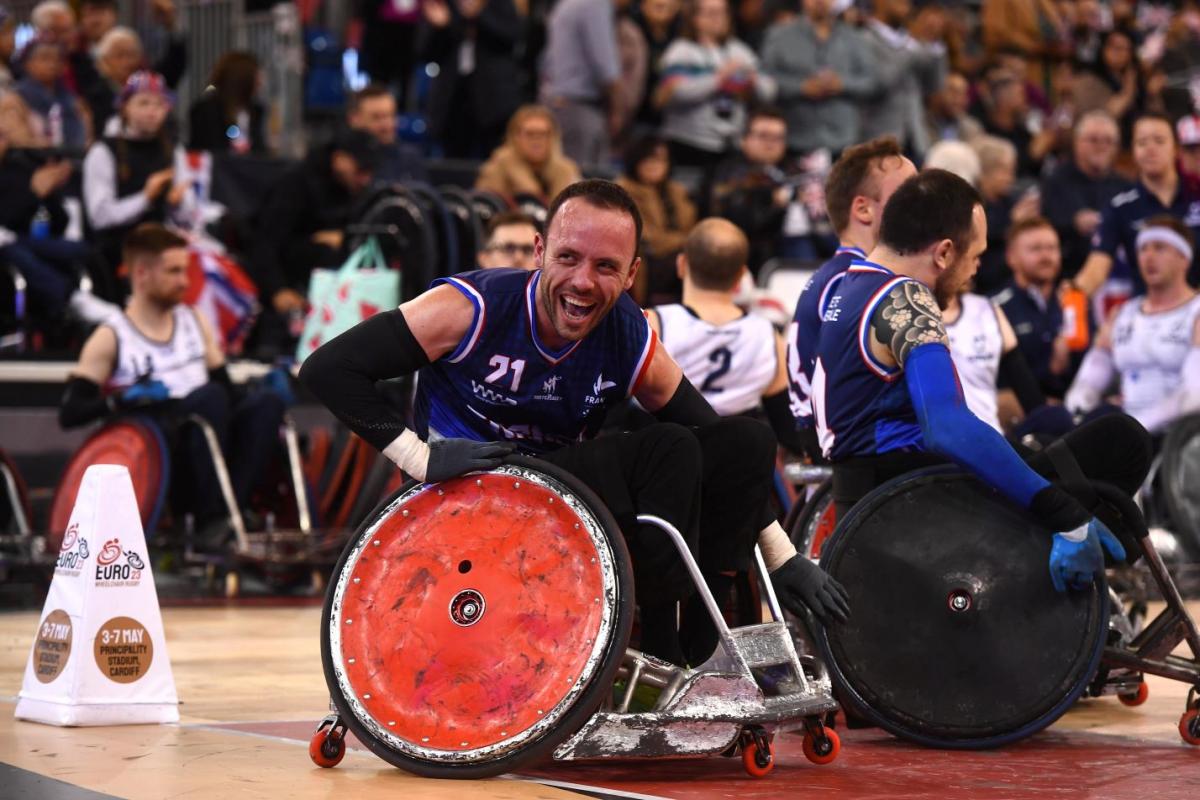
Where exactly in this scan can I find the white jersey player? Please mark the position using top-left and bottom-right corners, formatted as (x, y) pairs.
(1067, 217), (1200, 434)
(944, 292), (1017, 432)
(648, 218), (802, 453)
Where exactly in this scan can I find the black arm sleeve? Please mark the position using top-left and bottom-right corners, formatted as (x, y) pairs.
(59, 376), (112, 429)
(297, 309), (431, 451)
(650, 376), (720, 427)
(762, 389), (806, 455)
(998, 346), (1045, 413)
(208, 365), (233, 395)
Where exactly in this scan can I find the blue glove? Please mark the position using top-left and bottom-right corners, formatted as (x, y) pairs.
(261, 366), (295, 407)
(1048, 519), (1126, 593)
(119, 379), (169, 408)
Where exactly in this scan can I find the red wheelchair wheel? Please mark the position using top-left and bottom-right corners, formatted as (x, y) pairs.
(1118, 682), (1149, 707)
(47, 417), (169, 551)
(309, 727), (346, 767)
(741, 738), (774, 777)
(321, 456), (634, 779)
(802, 727), (841, 765)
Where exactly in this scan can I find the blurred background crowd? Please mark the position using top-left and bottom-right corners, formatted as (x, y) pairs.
(0, 0), (1199, 399)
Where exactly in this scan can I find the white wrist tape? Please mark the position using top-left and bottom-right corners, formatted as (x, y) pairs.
(382, 428), (431, 482)
(1058, 522), (1088, 543)
(758, 520), (799, 571)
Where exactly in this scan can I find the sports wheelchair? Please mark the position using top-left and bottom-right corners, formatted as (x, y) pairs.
(309, 456), (842, 778)
(806, 465), (1200, 748)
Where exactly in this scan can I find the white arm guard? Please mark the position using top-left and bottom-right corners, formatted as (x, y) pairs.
(1065, 346), (1116, 415)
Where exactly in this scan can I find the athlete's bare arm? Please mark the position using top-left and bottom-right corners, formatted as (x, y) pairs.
(633, 341), (685, 413)
(193, 310), (226, 370)
(869, 280), (949, 368)
(764, 330), (789, 396)
(71, 325), (117, 385)
(1075, 251), (1114, 296)
(995, 305), (1019, 355)
(398, 284), (477, 362)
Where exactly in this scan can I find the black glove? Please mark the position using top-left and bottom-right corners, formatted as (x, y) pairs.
(425, 438), (515, 483)
(1030, 484), (1092, 532)
(770, 554), (851, 625)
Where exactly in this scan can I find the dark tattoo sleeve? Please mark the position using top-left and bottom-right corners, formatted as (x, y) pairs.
(870, 280), (949, 368)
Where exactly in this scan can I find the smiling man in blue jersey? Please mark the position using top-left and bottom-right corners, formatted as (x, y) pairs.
(813, 168), (1154, 593)
(300, 179), (848, 665)
(786, 136), (916, 462)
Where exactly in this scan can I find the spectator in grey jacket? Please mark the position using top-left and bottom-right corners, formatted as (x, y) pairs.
(859, 0), (947, 160)
(761, 0), (878, 155)
(539, 0), (623, 166)
(655, 0), (775, 172)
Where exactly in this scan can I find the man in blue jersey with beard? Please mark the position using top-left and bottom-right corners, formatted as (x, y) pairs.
(300, 179), (848, 665)
(787, 136), (915, 461)
(812, 168), (1153, 593)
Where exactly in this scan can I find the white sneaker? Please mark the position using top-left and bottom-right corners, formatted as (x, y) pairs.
(68, 290), (121, 324)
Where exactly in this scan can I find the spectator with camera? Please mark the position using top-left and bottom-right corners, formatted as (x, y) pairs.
(710, 107), (834, 271)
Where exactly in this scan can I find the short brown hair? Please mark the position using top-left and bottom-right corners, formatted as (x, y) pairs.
(1005, 215), (1056, 248)
(123, 223), (187, 265)
(824, 136), (904, 235)
(486, 210), (542, 239)
(683, 218), (748, 291)
(1140, 214), (1195, 248)
(347, 84), (393, 115)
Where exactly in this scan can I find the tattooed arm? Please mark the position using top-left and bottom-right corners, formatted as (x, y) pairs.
(868, 279), (948, 369)
(871, 280), (1075, 519)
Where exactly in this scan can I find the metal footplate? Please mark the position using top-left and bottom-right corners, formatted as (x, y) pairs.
(553, 513), (838, 762)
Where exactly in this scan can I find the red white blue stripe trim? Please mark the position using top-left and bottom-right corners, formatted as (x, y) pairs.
(857, 276), (911, 380)
(440, 277), (486, 364)
(626, 317), (658, 396)
(525, 271), (582, 365)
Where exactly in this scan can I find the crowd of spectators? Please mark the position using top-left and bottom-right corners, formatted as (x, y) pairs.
(2, 0), (1200, 409)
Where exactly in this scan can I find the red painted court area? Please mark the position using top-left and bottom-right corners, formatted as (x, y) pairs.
(221, 716), (1200, 799)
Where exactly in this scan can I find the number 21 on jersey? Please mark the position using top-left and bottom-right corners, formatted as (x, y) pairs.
(485, 355), (526, 392)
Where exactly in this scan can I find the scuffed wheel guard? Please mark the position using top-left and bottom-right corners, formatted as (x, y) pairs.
(320, 455), (634, 779)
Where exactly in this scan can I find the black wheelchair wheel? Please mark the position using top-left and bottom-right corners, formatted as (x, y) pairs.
(816, 466), (1109, 749)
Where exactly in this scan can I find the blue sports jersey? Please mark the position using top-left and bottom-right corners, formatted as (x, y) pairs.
(786, 245), (865, 426)
(1092, 181), (1200, 291)
(812, 259), (925, 461)
(414, 268), (656, 455)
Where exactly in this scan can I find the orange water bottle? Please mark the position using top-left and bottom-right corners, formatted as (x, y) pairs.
(1061, 284), (1089, 352)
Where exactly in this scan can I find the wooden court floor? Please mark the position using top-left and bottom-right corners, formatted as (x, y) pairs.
(2, 603), (1200, 800)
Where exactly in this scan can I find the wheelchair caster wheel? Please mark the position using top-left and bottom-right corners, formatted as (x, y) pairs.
(740, 732), (774, 778)
(802, 727), (841, 765)
(310, 716), (347, 768)
(1118, 682), (1149, 707)
(1180, 709), (1200, 746)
